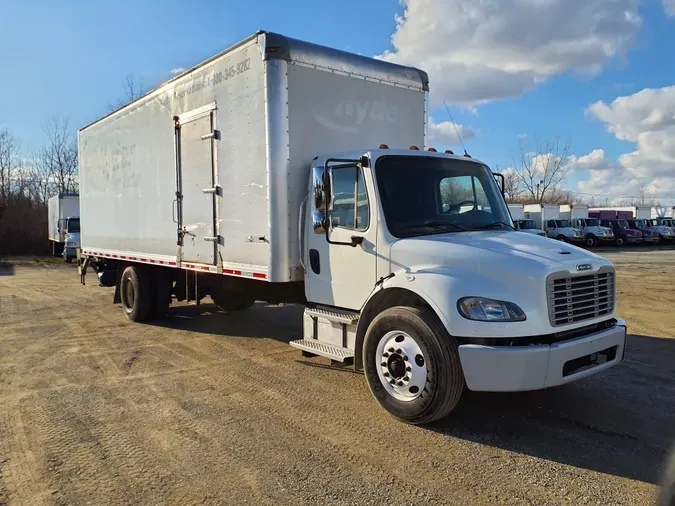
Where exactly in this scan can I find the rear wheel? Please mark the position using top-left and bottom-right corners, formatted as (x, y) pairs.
(211, 290), (255, 312)
(363, 306), (464, 425)
(120, 266), (152, 322)
(615, 236), (625, 247)
(585, 235), (597, 247)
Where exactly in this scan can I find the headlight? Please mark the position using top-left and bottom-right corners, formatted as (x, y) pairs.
(458, 297), (526, 322)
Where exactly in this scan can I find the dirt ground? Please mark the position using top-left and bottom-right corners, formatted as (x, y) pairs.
(0, 250), (674, 506)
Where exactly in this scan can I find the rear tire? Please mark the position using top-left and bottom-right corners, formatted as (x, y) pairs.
(120, 266), (153, 322)
(363, 306), (464, 425)
(211, 290), (255, 312)
(585, 235), (597, 247)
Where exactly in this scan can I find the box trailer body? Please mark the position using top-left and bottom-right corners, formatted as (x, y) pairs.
(77, 31), (626, 425)
(48, 194), (80, 258)
(509, 204), (545, 236)
(78, 32), (426, 283)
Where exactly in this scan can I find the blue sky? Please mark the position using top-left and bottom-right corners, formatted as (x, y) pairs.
(2, 0), (675, 204)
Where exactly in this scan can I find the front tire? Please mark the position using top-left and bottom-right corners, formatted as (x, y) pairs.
(363, 306), (464, 425)
(616, 237), (625, 247)
(120, 266), (152, 322)
(556, 235), (567, 242)
(585, 235), (597, 247)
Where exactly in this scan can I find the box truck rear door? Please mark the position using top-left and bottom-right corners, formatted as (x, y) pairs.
(176, 107), (218, 265)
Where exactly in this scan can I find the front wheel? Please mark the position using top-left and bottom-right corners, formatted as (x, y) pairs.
(585, 235), (597, 247)
(615, 237), (625, 247)
(363, 306), (464, 425)
(556, 235), (567, 242)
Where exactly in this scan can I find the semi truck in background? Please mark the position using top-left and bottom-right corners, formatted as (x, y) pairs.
(76, 31), (626, 424)
(507, 204), (546, 236)
(47, 193), (80, 262)
(560, 204), (613, 247)
(523, 204), (585, 243)
(588, 210), (643, 246)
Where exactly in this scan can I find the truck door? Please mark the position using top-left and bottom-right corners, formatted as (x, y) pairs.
(305, 164), (377, 310)
(174, 105), (219, 265)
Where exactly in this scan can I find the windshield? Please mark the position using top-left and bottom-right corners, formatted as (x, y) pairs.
(632, 220), (644, 228)
(555, 220), (570, 228)
(67, 218), (80, 233)
(518, 219), (537, 229)
(663, 219), (674, 227)
(586, 218), (599, 227)
(375, 156), (511, 238)
(616, 219), (629, 229)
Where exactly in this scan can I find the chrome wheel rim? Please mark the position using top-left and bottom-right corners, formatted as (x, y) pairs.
(375, 330), (427, 402)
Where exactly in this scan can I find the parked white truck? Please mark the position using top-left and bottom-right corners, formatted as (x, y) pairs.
(77, 31), (626, 424)
(47, 193), (80, 262)
(524, 204), (585, 243)
(508, 204), (546, 236)
(560, 204), (614, 247)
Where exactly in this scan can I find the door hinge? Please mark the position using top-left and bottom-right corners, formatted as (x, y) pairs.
(202, 185), (221, 195)
(201, 130), (221, 141)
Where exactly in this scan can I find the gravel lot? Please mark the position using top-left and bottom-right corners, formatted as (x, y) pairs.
(0, 250), (674, 505)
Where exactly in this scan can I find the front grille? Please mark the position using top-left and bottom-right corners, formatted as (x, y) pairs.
(547, 268), (615, 327)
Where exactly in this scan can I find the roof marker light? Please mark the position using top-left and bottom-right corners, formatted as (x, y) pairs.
(445, 149), (454, 155)
(379, 144), (389, 149)
(410, 145), (419, 150)
(428, 147), (437, 152)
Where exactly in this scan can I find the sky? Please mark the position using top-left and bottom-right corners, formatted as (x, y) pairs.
(1, 0), (675, 206)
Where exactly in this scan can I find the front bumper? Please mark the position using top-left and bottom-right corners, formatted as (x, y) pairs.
(63, 246), (77, 258)
(642, 235), (660, 243)
(458, 320), (626, 392)
(625, 236), (643, 243)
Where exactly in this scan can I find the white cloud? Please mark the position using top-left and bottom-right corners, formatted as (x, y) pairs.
(380, 0), (642, 105)
(427, 117), (478, 147)
(586, 86), (675, 180)
(566, 149), (618, 172)
(170, 67), (186, 76)
(664, 0), (675, 16)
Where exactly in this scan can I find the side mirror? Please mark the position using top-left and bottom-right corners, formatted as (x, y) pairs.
(493, 172), (505, 196)
(312, 166), (330, 235)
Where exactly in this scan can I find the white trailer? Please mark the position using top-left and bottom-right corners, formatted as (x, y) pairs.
(509, 204), (545, 236)
(560, 204), (614, 247)
(78, 31), (626, 424)
(523, 204), (584, 243)
(48, 193), (80, 259)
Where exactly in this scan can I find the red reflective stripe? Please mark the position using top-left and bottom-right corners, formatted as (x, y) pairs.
(253, 272), (266, 279)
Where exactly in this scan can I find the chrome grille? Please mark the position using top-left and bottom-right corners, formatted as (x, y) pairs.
(547, 268), (615, 327)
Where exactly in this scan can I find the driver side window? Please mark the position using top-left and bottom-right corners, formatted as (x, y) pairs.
(330, 166), (369, 231)
(438, 176), (487, 213)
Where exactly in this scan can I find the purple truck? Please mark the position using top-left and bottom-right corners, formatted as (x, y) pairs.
(589, 210), (643, 246)
(627, 219), (660, 243)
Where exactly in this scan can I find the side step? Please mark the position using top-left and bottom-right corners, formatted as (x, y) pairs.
(305, 307), (359, 325)
(290, 339), (354, 362)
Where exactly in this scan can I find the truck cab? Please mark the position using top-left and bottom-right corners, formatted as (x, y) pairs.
(515, 219), (546, 237)
(627, 219), (660, 243)
(544, 219), (585, 243)
(60, 217), (81, 263)
(571, 218), (614, 247)
(299, 148), (626, 423)
(600, 219), (642, 246)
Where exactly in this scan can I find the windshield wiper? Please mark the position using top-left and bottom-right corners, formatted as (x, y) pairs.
(470, 221), (516, 231)
(422, 221), (468, 232)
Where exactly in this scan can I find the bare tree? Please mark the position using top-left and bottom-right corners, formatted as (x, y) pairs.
(108, 73), (146, 112)
(495, 166), (522, 203)
(637, 180), (647, 206)
(0, 127), (20, 207)
(41, 117), (78, 194)
(513, 135), (571, 203)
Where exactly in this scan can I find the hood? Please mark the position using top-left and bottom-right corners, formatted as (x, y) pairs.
(390, 231), (609, 284)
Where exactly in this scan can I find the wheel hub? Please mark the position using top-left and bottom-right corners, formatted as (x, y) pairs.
(376, 331), (428, 402)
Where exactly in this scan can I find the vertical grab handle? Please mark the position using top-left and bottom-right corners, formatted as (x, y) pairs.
(172, 199), (178, 224)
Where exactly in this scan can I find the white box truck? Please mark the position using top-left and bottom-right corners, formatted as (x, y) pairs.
(77, 31), (626, 424)
(523, 204), (585, 243)
(560, 204), (614, 247)
(47, 193), (80, 262)
(508, 204), (545, 236)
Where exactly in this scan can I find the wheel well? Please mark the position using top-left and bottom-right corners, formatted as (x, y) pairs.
(354, 287), (436, 371)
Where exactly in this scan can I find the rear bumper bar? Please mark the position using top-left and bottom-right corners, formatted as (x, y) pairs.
(458, 319), (626, 392)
